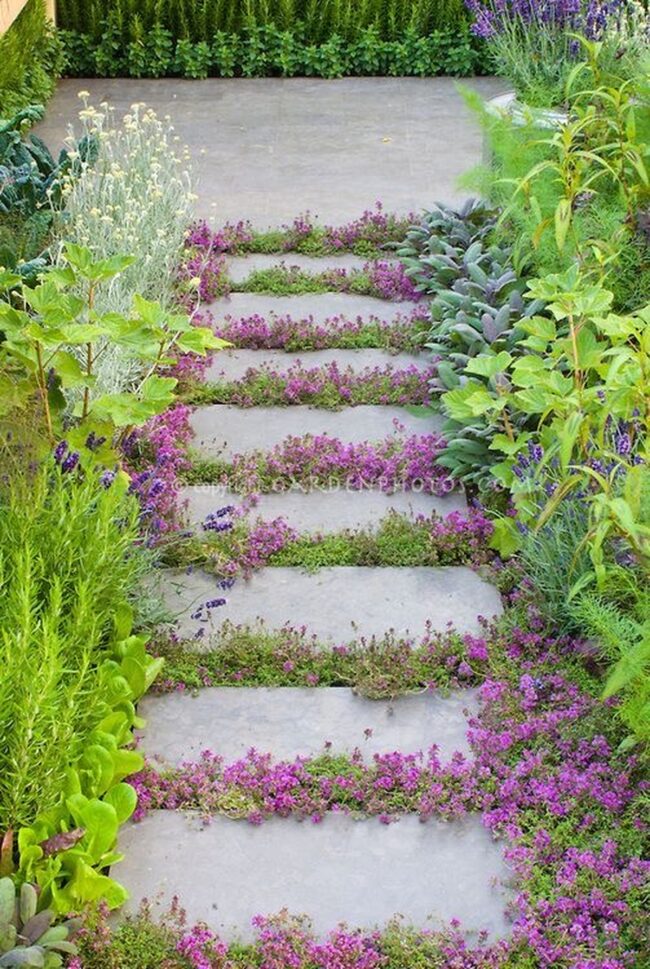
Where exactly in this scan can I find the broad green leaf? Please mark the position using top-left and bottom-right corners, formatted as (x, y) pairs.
(103, 783), (137, 825)
(489, 518), (521, 558)
(139, 374), (177, 402)
(465, 351), (512, 379)
(132, 293), (166, 325)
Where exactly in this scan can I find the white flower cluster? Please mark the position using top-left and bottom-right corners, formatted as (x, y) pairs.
(53, 96), (196, 394)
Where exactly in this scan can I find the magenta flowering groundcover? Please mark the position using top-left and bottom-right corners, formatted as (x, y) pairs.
(135, 617), (649, 969)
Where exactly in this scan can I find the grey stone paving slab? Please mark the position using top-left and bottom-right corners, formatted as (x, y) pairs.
(137, 687), (478, 764)
(119, 812), (511, 940)
(38, 77), (505, 226)
(191, 405), (441, 458)
(226, 253), (381, 283)
(157, 566), (502, 641)
(206, 348), (430, 382)
(181, 485), (467, 529)
(210, 292), (424, 323)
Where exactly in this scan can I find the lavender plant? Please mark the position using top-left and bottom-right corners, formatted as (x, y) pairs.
(465, 0), (650, 106)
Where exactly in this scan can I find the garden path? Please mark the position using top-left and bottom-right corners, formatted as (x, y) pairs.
(41, 76), (511, 942)
(119, 254), (511, 940)
(38, 76), (504, 225)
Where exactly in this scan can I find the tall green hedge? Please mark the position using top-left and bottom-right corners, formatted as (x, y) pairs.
(57, 0), (484, 78)
(58, 0), (471, 42)
(0, 0), (62, 117)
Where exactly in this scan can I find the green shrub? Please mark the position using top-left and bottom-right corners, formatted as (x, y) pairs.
(55, 2), (483, 78)
(0, 0), (62, 117)
(0, 460), (164, 912)
(0, 461), (146, 830)
(57, 0), (470, 42)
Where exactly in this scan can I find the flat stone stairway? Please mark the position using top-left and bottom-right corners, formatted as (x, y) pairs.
(119, 252), (509, 941)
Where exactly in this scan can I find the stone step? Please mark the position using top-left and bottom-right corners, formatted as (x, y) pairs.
(118, 812), (511, 941)
(157, 566), (502, 642)
(182, 486), (466, 531)
(226, 252), (383, 283)
(190, 404), (440, 459)
(137, 687), (478, 764)
(206, 347), (430, 382)
(210, 292), (424, 324)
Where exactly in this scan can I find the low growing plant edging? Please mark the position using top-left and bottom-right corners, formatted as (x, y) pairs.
(183, 361), (435, 409)
(126, 602), (650, 967)
(208, 310), (429, 353)
(187, 206), (419, 259)
(160, 508), (495, 576)
(181, 431), (454, 495)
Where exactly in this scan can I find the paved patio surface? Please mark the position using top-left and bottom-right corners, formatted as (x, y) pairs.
(38, 77), (504, 226)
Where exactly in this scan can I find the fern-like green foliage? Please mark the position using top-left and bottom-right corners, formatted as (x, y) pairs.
(0, 0), (62, 117)
(570, 588), (650, 752)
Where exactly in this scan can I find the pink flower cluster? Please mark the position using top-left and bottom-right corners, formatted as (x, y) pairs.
(363, 260), (420, 301)
(317, 202), (418, 252)
(427, 508), (494, 563)
(220, 431), (454, 495)
(252, 914), (386, 969)
(240, 261), (420, 302)
(186, 219), (254, 254)
(213, 308), (429, 352)
(176, 923), (229, 968)
(214, 516), (299, 577)
(212, 361), (434, 407)
(185, 203), (417, 256)
(130, 744), (480, 824)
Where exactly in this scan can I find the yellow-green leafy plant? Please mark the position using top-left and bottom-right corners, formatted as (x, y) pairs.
(0, 245), (224, 452)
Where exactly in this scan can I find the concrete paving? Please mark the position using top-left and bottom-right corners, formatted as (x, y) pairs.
(137, 687), (479, 763)
(158, 566), (502, 642)
(225, 253), (379, 283)
(191, 404), (441, 458)
(205, 347), (431, 381)
(181, 486), (466, 530)
(210, 292), (425, 324)
(38, 77), (504, 226)
(118, 812), (511, 940)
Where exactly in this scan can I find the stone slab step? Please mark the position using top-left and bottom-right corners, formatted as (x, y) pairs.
(137, 687), (478, 764)
(118, 812), (511, 941)
(226, 253), (382, 283)
(206, 347), (430, 382)
(190, 404), (440, 459)
(157, 566), (502, 642)
(181, 486), (466, 530)
(210, 292), (424, 324)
